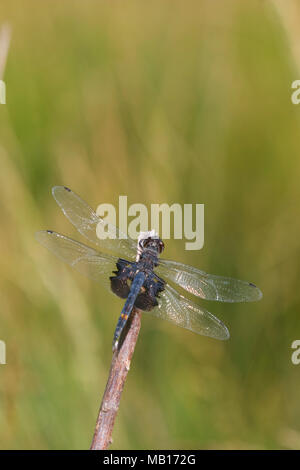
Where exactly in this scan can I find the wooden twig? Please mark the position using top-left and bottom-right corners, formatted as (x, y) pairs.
(90, 307), (142, 450)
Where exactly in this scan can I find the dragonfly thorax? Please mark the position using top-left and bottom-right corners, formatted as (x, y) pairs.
(109, 258), (165, 312)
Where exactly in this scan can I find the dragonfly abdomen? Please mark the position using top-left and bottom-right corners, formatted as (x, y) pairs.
(112, 271), (146, 350)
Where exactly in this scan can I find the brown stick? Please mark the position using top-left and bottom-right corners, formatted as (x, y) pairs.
(90, 307), (142, 450)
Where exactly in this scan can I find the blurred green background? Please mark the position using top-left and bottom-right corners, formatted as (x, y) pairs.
(0, 0), (300, 449)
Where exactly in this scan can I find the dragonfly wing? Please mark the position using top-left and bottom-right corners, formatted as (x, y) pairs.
(156, 259), (262, 302)
(35, 230), (120, 291)
(146, 283), (229, 340)
(52, 186), (137, 259)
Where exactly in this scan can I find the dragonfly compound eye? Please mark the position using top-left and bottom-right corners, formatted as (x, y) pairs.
(158, 240), (165, 253)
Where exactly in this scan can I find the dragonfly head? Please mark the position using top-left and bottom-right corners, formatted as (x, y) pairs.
(140, 236), (164, 254)
(137, 231), (164, 261)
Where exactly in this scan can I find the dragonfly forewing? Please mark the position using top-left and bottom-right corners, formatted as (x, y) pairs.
(52, 186), (137, 260)
(156, 259), (262, 303)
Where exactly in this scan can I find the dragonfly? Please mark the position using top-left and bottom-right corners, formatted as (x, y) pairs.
(36, 186), (263, 351)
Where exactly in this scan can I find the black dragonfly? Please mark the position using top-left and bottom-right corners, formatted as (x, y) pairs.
(36, 186), (262, 350)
